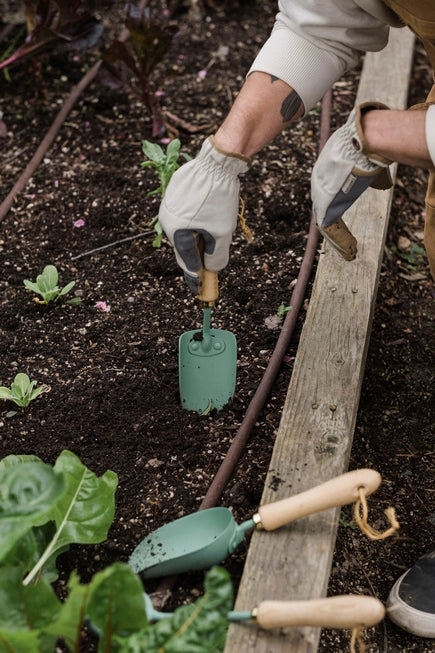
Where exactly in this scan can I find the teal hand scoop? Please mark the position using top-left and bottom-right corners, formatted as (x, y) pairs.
(179, 264), (236, 414)
(129, 469), (381, 579)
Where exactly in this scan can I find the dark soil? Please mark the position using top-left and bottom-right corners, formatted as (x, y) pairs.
(0, 2), (434, 652)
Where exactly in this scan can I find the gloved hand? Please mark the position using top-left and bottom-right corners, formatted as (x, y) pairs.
(311, 102), (393, 261)
(159, 136), (251, 294)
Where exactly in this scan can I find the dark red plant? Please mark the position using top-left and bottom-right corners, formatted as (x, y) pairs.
(100, 3), (178, 138)
(0, 0), (113, 71)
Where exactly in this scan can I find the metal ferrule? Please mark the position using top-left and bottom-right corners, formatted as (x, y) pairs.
(253, 512), (263, 529)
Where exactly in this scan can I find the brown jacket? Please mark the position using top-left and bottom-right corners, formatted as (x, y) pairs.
(382, 0), (435, 68)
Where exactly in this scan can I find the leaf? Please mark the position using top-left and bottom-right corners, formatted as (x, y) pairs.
(10, 373), (31, 398)
(141, 140), (165, 164)
(42, 571), (90, 651)
(42, 265), (58, 288)
(0, 523), (62, 583)
(121, 567), (233, 652)
(59, 280), (75, 296)
(165, 139), (181, 168)
(28, 384), (47, 403)
(67, 297), (82, 306)
(86, 563), (149, 646)
(101, 39), (140, 77)
(0, 566), (60, 652)
(152, 233), (162, 248)
(0, 387), (14, 401)
(0, 456), (66, 562)
(23, 450), (118, 585)
(23, 280), (42, 295)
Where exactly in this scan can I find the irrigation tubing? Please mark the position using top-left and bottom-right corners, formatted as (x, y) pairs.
(153, 89), (333, 600)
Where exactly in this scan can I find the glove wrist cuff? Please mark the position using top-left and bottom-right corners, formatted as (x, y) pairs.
(208, 135), (252, 172)
(355, 102), (392, 166)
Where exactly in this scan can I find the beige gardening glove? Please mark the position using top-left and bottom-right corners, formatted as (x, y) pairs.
(159, 136), (251, 294)
(311, 102), (393, 260)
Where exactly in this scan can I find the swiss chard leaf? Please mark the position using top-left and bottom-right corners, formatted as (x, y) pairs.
(0, 455), (66, 562)
(42, 571), (91, 651)
(1, 523), (63, 584)
(0, 565), (60, 651)
(23, 450), (118, 585)
(86, 563), (149, 649)
(117, 567), (233, 652)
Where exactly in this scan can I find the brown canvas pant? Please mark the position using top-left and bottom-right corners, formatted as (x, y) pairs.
(382, 0), (435, 280)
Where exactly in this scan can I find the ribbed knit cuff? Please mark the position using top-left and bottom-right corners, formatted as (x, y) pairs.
(248, 20), (349, 114)
(426, 105), (435, 167)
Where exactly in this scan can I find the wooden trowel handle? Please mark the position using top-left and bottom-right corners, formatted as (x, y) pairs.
(198, 268), (219, 305)
(254, 595), (385, 630)
(193, 232), (219, 305)
(257, 469), (381, 531)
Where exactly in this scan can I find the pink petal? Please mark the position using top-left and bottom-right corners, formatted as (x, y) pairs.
(95, 301), (110, 313)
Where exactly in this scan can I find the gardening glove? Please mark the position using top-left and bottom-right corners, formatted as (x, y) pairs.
(159, 135), (251, 295)
(311, 102), (393, 261)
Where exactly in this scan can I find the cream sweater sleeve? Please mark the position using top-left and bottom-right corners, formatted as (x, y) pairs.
(248, 0), (394, 113)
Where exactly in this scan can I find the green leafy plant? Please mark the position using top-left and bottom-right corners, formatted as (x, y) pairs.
(0, 449), (234, 652)
(23, 264), (80, 305)
(0, 0), (111, 74)
(0, 372), (49, 407)
(100, 3), (177, 138)
(141, 138), (191, 247)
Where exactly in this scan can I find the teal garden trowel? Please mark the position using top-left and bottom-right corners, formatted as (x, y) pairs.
(179, 258), (237, 414)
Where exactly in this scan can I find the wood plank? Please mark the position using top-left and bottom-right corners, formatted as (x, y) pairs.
(225, 27), (415, 653)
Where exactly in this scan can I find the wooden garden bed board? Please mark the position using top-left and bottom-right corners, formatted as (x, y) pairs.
(225, 26), (415, 653)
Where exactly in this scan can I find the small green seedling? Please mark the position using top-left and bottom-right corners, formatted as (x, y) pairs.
(264, 303), (292, 330)
(0, 373), (49, 408)
(277, 303), (292, 318)
(23, 265), (80, 305)
(141, 138), (191, 247)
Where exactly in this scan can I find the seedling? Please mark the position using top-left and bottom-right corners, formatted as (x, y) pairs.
(141, 138), (191, 247)
(142, 138), (190, 197)
(264, 303), (292, 330)
(277, 303), (292, 318)
(23, 264), (80, 305)
(0, 372), (49, 408)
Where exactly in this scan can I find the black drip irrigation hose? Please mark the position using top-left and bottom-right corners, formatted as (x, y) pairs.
(154, 89), (333, 600)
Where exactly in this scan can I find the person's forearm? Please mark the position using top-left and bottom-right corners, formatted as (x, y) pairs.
(214, 72), (304, 157)
(362, 109), (432, 169)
